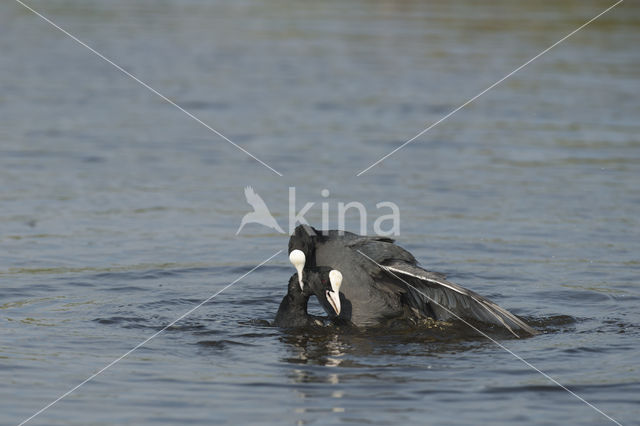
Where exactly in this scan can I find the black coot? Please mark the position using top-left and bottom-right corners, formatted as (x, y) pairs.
(288, 225), (537, 337)
(274, 267), (342, 328)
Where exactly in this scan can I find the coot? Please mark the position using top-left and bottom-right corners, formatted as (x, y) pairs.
(288, 225), (537, 337)
(274, 267), (342, 328)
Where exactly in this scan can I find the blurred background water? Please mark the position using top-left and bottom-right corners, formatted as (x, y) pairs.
(1, 0), (639, 424)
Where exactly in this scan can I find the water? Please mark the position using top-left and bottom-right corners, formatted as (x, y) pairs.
(1, 0), (639, 424)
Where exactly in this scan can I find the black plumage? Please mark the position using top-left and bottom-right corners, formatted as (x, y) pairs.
(274, 268), (338, 328)
(288, 225), (538, 337)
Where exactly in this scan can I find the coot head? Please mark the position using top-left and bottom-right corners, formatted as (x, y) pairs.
(273, 273), (314, 327)
(274, 268), (343, 328)
(288, 224), (318, 289)
(304, 267), (343, 317)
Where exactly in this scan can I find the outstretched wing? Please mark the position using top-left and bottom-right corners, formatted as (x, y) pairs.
(381, 261), (538, 338)
(244, 186), (270, 213)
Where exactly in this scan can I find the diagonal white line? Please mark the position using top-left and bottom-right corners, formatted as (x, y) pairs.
(356, 0), (624, 176)
(356, 250), (622, 426)
(14, 0), (283, 177)
(18, 249), (283, 426)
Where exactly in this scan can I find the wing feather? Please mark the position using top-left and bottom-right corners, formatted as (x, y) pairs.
(384, 262), (538, 337)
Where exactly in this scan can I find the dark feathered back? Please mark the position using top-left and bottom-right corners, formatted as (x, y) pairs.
(288, 225), (317, 259)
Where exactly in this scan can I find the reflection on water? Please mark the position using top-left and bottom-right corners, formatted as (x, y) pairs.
(281, 332), (347, 368)
(278, 314), (574, 369)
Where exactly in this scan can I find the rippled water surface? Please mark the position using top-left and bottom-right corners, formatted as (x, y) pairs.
(1, 0), (639, 424)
